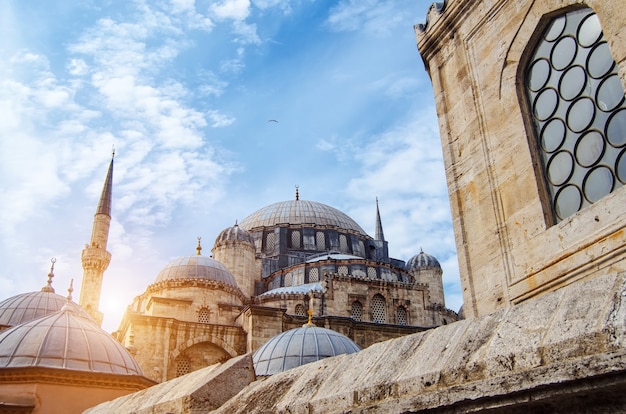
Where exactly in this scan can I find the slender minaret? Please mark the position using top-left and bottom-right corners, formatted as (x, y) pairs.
(79, 151), (114, 326)
(375, 197), (385, 242)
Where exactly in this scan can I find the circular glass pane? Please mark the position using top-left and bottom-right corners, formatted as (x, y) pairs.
(567, 97), (595, 132)
(529, 58), (551, 92)
(617, 148), (626, 183)
(541, 118), (566, 153)
(596, 75), (625, 112)
(577, 13), (602, 47)
(545, 16), (566, 42)
(554, 185), (582, 220)
(559, 65), (586, 101)
(534, 88), (559, 121)
(583, 166), (614, 202)
(551, 36), (577, 70)
(606, 109), (626, 147)
(587, 42), (614, 79)
(575, 130), (605, 167)
(547, 150), (574, 185)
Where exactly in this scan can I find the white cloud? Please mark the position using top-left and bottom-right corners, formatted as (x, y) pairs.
(211, 0), (251, 21)
(326, 0), (403, 36)
(208, 110), (236, 127)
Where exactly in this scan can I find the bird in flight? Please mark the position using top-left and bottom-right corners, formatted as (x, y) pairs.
(268, 119), (278, 123)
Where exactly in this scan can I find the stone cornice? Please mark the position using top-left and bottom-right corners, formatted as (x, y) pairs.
(0, 366), (155, 389)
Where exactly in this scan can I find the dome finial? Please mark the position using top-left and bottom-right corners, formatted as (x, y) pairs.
(67, 278), (74, 301)
(306, 308), (314, 325)
(295, 185), (299, 201)
(196, 237), (202, 255)
(112, 144), (115, 159)
(41, 258), (56, 293)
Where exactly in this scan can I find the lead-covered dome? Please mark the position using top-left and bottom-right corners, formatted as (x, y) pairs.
(155, 255), (238, 288)
(0, 302), (143, 375)
(240, 200), (368, 237)
(253, 323), (360, 376)
(214, 223), (254, 245)
(0, 291), (93, 328)
(406, 250), (441, 271)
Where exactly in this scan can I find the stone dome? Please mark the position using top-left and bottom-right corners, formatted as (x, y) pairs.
(240, 199), (369, 237)
(0, 290), (92, 327)
(214, 223), (254, 245)
(155, 255), (238, 288)
(253, 323), (360, 376)
(406, 250), (441, 270)
(0, 302), (143, 375)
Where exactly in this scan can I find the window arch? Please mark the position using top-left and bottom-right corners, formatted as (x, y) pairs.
(309, 267), (319, 282)
(176, 354), (191, 377)
(351, 301), (363, 321)
(290, 230), (301, 249)
(372, 294), (386, 323)
(397, 306), (407, 326)
(525, 7), (625, 222)
(294, 304), (306, 316)
(316, 231), (326, 250)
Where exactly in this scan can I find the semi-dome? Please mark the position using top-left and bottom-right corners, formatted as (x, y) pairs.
(406, 250), (441, 270)
(0, 302), (143, 375)
(240, 199), (369, 237)
(253, 323), (360, 376)
(155, 255), (238, 288)
(214, 223), (254, 245)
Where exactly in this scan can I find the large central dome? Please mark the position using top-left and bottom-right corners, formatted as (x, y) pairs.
(239, 200), (368, 236)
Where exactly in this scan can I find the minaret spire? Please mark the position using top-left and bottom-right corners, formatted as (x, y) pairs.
(375, 197), (385, 242)
(79, 152), (114, 326)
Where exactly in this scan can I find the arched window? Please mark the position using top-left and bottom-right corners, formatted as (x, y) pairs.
(397, 306), (407, 326)
(176, 354), (191, 377)
(295, 304), (306, 316)
(265, 232), (275, 253)
(367, 266), (377, 279)
(284, 272), (293, 286)
(316, 231), (326, 250)
(309, 267), (319, 282)
(525, 7), (625, 222)
(351, 301), (363, 321)
(338, 265), (349, 275)
(198, 307), (210, 324)
(290, 230), (301, 249)
(339, 234), (348, 252)
(372, 294), (386, 323)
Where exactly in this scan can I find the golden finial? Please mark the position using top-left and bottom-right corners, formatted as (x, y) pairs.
(67, 278), (74, 301)
(295, 185), (299, 201)
(42, 258), (56, 293)
(112, 145), (115, 158)
(196, 237), (202, 255)
(307, 308), (313, 325)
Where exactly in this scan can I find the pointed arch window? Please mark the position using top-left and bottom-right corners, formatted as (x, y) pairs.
(372, 294), (386, 323)
(351, 301), (363, 321)
(525, 7), (625, 222)
(397, 306), (407, 326)
(295, 304), (306, 316)
(198, 307), (210, 324)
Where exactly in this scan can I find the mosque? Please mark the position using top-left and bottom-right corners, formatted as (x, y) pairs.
(0, 151), (456, 412)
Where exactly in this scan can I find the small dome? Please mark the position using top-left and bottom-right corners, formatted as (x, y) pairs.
(0, 291), (92, 327)
(214, 224), (254, 245)
(253, 324), (360, 376)
(155, 255), (238, 288)
(240, 200), (369, 237)
(0, 303), (143, 375)
(406, 250), (441, 271)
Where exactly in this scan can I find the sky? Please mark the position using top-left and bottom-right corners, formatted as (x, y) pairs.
(0, 0), (462, 332)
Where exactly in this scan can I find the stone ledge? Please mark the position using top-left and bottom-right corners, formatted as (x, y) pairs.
(215, 271), (626, 413)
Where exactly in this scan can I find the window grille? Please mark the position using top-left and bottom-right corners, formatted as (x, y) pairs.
(291, 230), (301, 249)
(367, 267), (377, 279)
(338, 265), (349, 275)
(372, 294), (386, 323)
(198, 307), (210, 324)
(397, 306), (407, 326)
(309, 267), (319, 282)
(339, 235), (348, 252)
(351, 301), (363, 321)
(176, 354), (191, 377)
(295, 304), (306, 316)
(316, 231), (326, 250)
(265, 232), (275, 253)
(525, 8), (625, 222)
(285, 272), (293, 286)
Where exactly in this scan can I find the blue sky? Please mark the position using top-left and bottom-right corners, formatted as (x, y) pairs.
(0, 0), (461, 331)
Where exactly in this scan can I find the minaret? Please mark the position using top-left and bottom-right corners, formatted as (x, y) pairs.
(79, 151), (114, 326)
(375, 197), (385, 242)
